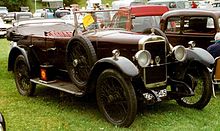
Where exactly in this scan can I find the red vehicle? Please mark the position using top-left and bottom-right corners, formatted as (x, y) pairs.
(111, 5), (169, 32)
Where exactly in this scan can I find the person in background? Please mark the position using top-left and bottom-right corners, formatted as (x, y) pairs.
(191, 0), (197, 8)
(207, 32), (220, 58)
(41, 8), (47, 18)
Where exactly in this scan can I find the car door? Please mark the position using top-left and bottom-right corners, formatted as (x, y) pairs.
(30, 35), (56, 65)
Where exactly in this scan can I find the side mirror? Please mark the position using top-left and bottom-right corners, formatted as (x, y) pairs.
(188, 41), (196, 49)
(0, 113), (6, 131)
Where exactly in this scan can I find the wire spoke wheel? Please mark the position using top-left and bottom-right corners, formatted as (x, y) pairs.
(176, 63), (212, 109)
(100, 77), (128, 121)
(181, 73), (203, 104)
(68, 42), (90, 82)
(96, 69), (137, 127)
(14, 55), (35, 96)
(66, 35), (97, 89)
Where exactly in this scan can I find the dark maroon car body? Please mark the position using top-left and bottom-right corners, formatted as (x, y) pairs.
(7, 10), (214, 127)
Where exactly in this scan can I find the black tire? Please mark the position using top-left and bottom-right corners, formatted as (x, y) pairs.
(96, 69), (137, 127)
(176, 63), (212, 109)
(14, 55), (36, 96)
(214, 84), (220, 90)
(66, 35), (97, 89)
(0, 112), (6, 131)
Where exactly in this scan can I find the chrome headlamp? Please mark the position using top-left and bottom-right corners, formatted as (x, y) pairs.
(172, 45), (186, 62)
(135, 50), (151, 67)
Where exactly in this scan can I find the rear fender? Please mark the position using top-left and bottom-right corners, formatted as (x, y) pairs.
(8, 46), (30, 71)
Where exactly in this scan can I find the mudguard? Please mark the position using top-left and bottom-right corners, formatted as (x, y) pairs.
(8, 45), (30, 71)
(86, 56), (139, 93)
(185, 47), (214, 68)
(92, 56), (139, 77)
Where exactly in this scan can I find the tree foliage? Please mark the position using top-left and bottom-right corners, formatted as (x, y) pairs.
(63, 0), (79, 6)
(0, 0), (28, 11)
(0, 0), (113, 12)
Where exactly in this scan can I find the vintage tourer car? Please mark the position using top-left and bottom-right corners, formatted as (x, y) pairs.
(7, 9), (214, 127)
(160, 9), (220, 49)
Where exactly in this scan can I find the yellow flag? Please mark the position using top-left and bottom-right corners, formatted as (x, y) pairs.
(83, 14), (94, 28)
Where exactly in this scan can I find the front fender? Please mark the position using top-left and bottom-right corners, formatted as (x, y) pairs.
(8, 45), (30, 71)
(93, 56), (139, 77)
(185, 47), (214, 68)
(86, 56), (139, 93)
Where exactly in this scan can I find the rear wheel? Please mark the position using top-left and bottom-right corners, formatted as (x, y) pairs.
(176, 64), (212, 109)
(96, 69), (137, 127)
(14, 55), (36, 96)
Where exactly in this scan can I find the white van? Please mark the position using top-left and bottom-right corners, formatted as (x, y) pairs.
(112, 0), (145, 10)
(147, 0), (190, 10)
(0, 7), (8, 18)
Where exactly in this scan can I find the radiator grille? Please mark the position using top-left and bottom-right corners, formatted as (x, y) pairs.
(144, 41), (167, 85)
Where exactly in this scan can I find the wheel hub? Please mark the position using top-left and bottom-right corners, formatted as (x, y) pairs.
(72, 59), (78, 67)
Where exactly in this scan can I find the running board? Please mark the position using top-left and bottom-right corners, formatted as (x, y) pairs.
(30, 78), (84, 96)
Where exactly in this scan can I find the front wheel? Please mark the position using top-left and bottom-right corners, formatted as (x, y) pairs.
(14, 55), (36, 96)
(176, 63), (212, 109)
(96, 69), (137, 127)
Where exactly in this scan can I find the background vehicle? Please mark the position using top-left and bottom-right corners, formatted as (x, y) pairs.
(160, 9), (220, 50)
(3, 12), (15, 23)
(111, 5), (169, 32)
(0, 17), (12, 37)
(20, 6), (29, 12)
(212, 1), (220, 8)
(147, 0), (190, 10)
(112, 0), (145, 10)
(0, 6), (8, 18)
(13, 12), (33, 23)
(33, 9), (44, 18)
(33, 9), (54, 18)
(196, 1), (212, 9)
(212, 56), (220, 91)
(8, 9), (214, 127)
(54, 9), (71, 18)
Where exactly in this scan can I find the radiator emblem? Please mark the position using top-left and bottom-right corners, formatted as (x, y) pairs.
(155, 56), (160, 65)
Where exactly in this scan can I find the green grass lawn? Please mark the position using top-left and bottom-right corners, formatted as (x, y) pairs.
(1, 38), (220, 130)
